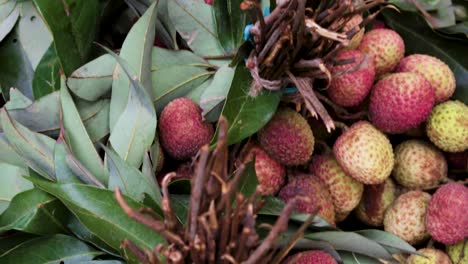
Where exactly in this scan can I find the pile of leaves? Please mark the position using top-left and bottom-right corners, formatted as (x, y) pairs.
(0, 0), (466, 264)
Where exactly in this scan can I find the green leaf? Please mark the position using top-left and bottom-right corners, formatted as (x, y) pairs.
(219, 65), (281, 145)
(2, 90), (110, 143)
(305, 231), (393, 260)
(186, 77), (214, 104)
(105, 47), (157, 168)
(199, 64), (235, 116)
(32, 43), (60, 99)
(104, 145), (161, 204)
(356, 229), (418, 255)
(383, 9), (468, 104)
(0, 133), (27, 168)
(0, 232), (37, 257)
(0, 163), (32, 214)
(0, 24), (34, 100)
(153, 65), (213, 112)
(0, 189), (69, 235)
(32, 0), (100, 76)
(0, 1), (16, 22)
(170, 194), (189, 226)
(258, 196), (332, 229)
(5, 88), (32, 109)
(77, 261), (125, 264)
(169, 0), (225, 57)
(16, 1), (52, 69)
(213, 0), (247, 53)
(109, 2), (157, 130)
(238, 161), (258, 198)
(142, 152), (162, 205)
(29, 178), (165, 253)
(0, 234), (102, 264)
(66, 215), (119, 257)
(438, 21), (468, 40)
(338, 251), (381, 264)
(60, 77), (107, 185)
(0, 109), (56, 180)
(54, 133), (81, 184)
(0, 6), (19, 42)
(67, 54), (115, 101)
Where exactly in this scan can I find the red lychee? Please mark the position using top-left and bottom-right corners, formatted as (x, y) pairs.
(244, 145), (286, 195)
(159, 98), (214, 160)
(358, 28), (405, 75)
(285, 250), (337, 264)
(426, 183), (468, 245)
(258, 108), (314, 166)
(328, 50), (375, 107)
(369, 72), (435, 134)
(279, 173), (336, 226)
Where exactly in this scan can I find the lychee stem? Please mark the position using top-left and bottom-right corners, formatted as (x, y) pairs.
(333, 121), (349, 132)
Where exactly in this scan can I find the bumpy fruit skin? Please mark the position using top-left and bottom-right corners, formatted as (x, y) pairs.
(407, 248), (451, 264)
(393, 140), (447, 190)
(159, 98), (214, 160)
(384, 191), (431, 245)
(279, 173), (335, 225)
(285, 250), (337, 264)
(446, 240), (468, 264)
(309, 154), (363, 222)
(426, 183), (468, 245)
(245, 145), (286, 195)
(426, 100), (468, 153)
(355, 178), (396, 227)
(396, 54), (456, 103)
(369, 72), (435, 134)
(333, 121), (394, 184)
(328, 50), (375, 107)
(358, 29), (405, 75)
(258, 108), (314, 166)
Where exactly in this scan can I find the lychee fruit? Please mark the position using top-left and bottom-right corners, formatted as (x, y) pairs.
(159, 98), (214, 160)
(258, 108), (314, 166)
(279, 173), (336, 226)
(384, 190), (431, 245)
(393, 140), (447, 190)
(309, 154), (363, 222)
(426, 100), (468, 153)
(328, 50), (375, 107)
(244, 145), (286, 196)
(358, 28), (405, 75)
(426, 183), (468, 245)
(333, 121), (394, 184)
(406, 248), (451, 264)
(284, 250), (337, 264)
(396, 54), (456, 103)
(355, 178), (396, 227)
(369, 72), (435, 134)
(446, 240), (468, 264)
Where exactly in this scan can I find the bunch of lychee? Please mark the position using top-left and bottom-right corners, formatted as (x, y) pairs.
(154, 23), (467, 264)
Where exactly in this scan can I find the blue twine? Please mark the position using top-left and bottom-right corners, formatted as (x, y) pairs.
(282, 87), (298, 94)
(243, 7), (271, 42)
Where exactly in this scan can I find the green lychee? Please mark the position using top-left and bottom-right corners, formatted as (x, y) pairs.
(333, 121), (394, 184)
(396, 54), (456, 103)
(159, 98), (214, 160)
(393, 140), (447, 190)
(358, 28), (405, 75)
(279, 173), (336, 226)
(426, 183), (468, 245)
(426, 100), (468, 153)
(328, 50), (375, 107)
(369, 72), (435, 134)
(244, 145), (286, 195)
(406, 248), (452, 264)
(384, 190), (431, 245)
(258, 108), (314, 166)
(309, 154), (363, 222)
(446, 240), (468, 264)
(285, 250), (337, 264)
(355, 178), (396, 227)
